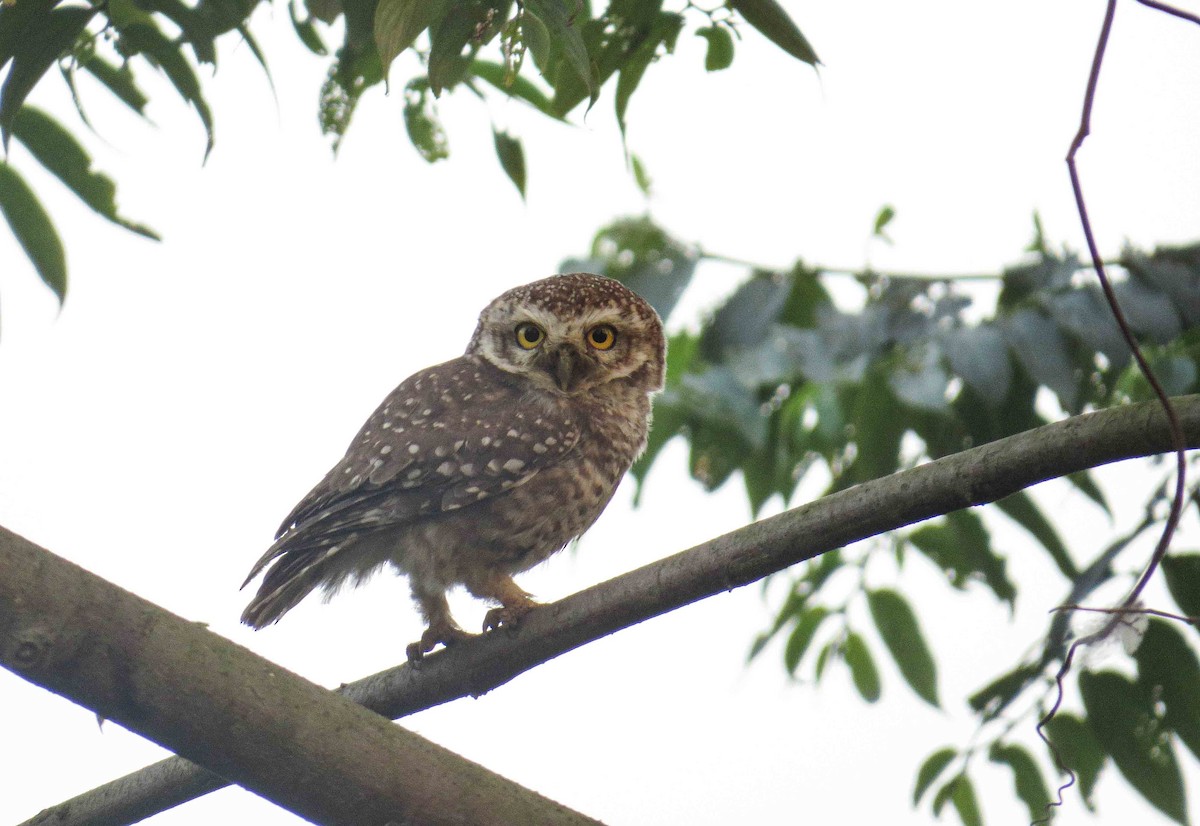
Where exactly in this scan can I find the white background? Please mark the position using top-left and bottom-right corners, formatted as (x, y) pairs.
(2, 1), (1200, 823)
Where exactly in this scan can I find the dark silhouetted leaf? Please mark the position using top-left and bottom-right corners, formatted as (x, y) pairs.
(0, 162), (66, 302)
(1042, 712), (1105, 810)
(913, 747), (957, 805)
(80, 53), (150, 116)
(118, 23), (215, 158)
(0, 5), (95, 147)
(12, 107), (158, 239)
(783, 606), (828, 675)
(1162, 553), (1200, 621)
(867, 589), (938, 707)
(1080, 670), (1188, 825)
(994, 490), (1078, 579)
(492, 129), (525, 198)
(843, 631), (881, 702)
(697, 25), (733, 71)
(1135, 620), (1200, 763)
(0, 0), (57, 71)
(989, 742), (1052, 823)
(729, 0), (818, 65)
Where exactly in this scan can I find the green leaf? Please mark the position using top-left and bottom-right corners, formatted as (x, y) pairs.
(1042, 712), (1105, 810)
(0, 0), (56, 72)
(524, 0), (596, 110)
(728, 0), (818, 65)
(1135, 619), (1200, 763)
(993, 490), (1078, 579)
(428, 0), (496, 96)
(967, 663), (1041, 720)
(909, 509), (1015, 605)
(0, 162), (66, 303)
(989, 743), (1052, 823)
(630, 153), (651, 196)
(697, 25), (734, 71)
(520, 7), (551, 69)
(948, 773), (983, 826)
(118, 23), (215, 159)
(1065, 469), (1111, 516)
(471, 59), (558, 117)
(872, 204), (895, 242)
(813, 640), (834, 681)
(373, 0), (444, 81)
(289, 0), (328, 55)
(1080, 670), (1188, 825)
(913, 747), (957, 805)
(135, 0), (219, 65)
(783, 606), (828, 675)
(866, 589), (939, 707)
(1162, 553), (1200, 620)
(842, 631), (881, 703)
(0, 6), (96, 147)
(402, 80), (448, 162)
(492, 129), (526, 199)
(12, 107), (159, 240)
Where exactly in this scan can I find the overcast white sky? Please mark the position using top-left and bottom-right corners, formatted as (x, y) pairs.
(2, 1), (1200, 824)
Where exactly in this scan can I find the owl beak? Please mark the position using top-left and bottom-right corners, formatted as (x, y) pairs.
(545, 345), (580, 392)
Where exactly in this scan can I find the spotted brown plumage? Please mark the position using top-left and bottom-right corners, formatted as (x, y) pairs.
(241, 273), (666, 659)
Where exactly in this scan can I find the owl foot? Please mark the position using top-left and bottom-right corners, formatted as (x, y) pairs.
(406, 623), (476, 662)
(482, 598), (539, 633)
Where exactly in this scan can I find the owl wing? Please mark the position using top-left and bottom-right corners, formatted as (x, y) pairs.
(243, 355), (581, 586)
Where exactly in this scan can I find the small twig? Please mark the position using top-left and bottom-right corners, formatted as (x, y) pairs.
(1052, 603), (1199, 626)
(1134, 0), (1200, 25)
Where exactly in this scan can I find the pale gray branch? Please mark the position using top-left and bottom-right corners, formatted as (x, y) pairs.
(0, 531), (598, 826)
(18, 395), (1200, 825)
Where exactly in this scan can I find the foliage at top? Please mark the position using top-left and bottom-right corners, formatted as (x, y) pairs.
(0, 0), (815, 309)
(570, 214), (1200, 826)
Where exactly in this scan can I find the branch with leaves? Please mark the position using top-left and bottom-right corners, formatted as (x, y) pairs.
(14, 395), (1200, 825)
(0, 0), (817, 306)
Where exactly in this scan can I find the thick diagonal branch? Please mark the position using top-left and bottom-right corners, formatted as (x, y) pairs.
(20, 395), (1200, 826)
(0, 531), (598, 825)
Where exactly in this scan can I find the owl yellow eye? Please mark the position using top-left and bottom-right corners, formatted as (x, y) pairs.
(515, 322), (545, 350)
(587, 325), (617, 351)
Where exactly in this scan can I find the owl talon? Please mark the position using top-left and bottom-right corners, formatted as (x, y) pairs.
(406, 624), (476, 662)
(482, 601), (538, 633)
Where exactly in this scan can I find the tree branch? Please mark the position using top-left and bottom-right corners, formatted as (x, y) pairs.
(0, 530), (599, 826)
(20, 395), (1200, 825)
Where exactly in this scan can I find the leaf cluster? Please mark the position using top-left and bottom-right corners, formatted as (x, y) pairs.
(571, 214), (1200, 825)
(0, 0), (816, 310)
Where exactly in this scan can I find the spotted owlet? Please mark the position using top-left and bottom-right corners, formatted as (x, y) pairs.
(241, 273), (666, 659)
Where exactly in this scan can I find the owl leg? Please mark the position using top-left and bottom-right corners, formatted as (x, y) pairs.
(466, 572), (541, 633)
(407, 585), (474, 662)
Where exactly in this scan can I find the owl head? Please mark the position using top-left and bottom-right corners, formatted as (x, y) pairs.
(467, 273), (666, 397)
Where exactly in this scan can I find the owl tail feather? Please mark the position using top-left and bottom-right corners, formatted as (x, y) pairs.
(240, 541), (340, 628)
